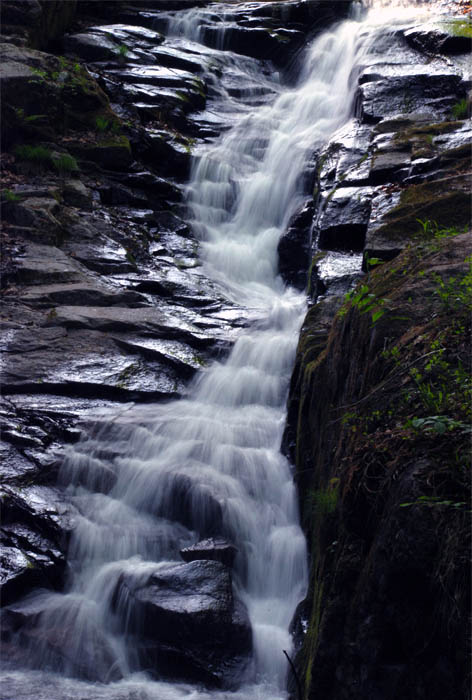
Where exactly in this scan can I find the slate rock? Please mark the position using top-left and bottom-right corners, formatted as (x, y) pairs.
(277, 200), (313, 290)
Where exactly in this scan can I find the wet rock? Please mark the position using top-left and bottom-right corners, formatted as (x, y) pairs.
(369, 148), (411, 184)
(1, 593), (123, 682)
(0, 484), (73, 566)
(116, 559), (252, 687)
(180, 538), (238, 567)
(317, 187), (373, 252)
(0, 524), (66, 606)
(277, 200), (313, 290)
(0, 443), (40, 484)
(357, 64), (465, 123)
(145, 129), (192, 179)
(1, 328), (185, 402)
(61, 221), (136, 276)
(64, 32), (122, 62)
(13, 243), (86, 286)
(365, 172), (470, 263)
(112, 336), (205, 378)
(67, 136), (133, 171)
(404, 20), (472, 55)
(99, 182), (149, 208)
(121, 171), (181, 201)
(18, 283), (148, 308)
(3, 197), (64, 244)
(62, 180), (93, 210)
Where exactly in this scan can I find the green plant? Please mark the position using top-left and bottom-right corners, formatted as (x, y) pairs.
(2, 189), (21, 202)
(29, 66), (48, 81)
(118, 44), (129, 58)
(95, 116), (110, 133)
(14, 144), (52, 166)
(400, 495), (468, 510)
(403, 415), (471, 435)
(52, 153), (79, 175)
(432, 256), (472, 312)
(307, 480), (339, 517)
(451, 98), (468, 120)
(339, 284), (388, 324)
(365, 255), (384, 270)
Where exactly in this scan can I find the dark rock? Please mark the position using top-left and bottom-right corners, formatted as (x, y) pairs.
(13, 243), (86, 286)
(67, 136), (133, 171)
(115, 560), (252, 687)
(180, 538), (238, 567)
(62, 180), (93, 210)
(357, 64), (465, 124)
(317, 187), (373, 252)
(1, 328), (185, 402)
(0, 524), (66, 605)
(278, 200), (313, 290)
(145, 129), (192, 179)
(64, 32), (120, 62)
(404, 21), (472, 55)
(99, 182), (149, 207)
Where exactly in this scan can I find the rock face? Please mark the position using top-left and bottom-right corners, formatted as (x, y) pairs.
(287, 234), (471, 700)
(280, 12), (472, 700)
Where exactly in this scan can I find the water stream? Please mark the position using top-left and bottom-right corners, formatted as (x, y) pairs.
(1, 2), (433, 698)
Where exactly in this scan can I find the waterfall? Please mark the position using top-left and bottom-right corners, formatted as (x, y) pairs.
(1, 3), (433, 699)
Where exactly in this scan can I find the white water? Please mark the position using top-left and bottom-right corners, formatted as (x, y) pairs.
(1, 3), (435, 699)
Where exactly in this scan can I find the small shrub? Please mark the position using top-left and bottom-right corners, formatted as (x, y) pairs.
(95, 116), (110, 133)
(451, 98), (468, 120)
(15, 144), (52, 165)
(118, 44), (129, 58)
(2, 189), (21, 203)
(52, 153), (79, 175)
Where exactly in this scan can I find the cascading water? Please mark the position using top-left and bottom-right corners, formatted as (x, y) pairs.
(1, 2), (434, 699)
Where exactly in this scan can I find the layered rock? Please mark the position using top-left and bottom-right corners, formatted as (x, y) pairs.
(285, 14), (471, 700)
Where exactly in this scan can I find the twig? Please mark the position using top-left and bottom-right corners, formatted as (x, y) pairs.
(283, 649), (303, 700)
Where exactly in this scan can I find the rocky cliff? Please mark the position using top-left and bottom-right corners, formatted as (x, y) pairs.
(284, 8), (471, 700)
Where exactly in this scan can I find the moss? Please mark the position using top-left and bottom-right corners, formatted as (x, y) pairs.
(442, 19), (472, 39)
(375, 183), (470, 242)
(99, 134), (131, 153)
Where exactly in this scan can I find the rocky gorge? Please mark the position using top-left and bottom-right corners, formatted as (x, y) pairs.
(0, 1), (471, 699)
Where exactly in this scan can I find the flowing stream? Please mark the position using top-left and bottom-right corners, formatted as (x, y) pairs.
(1, 2), (433, 698)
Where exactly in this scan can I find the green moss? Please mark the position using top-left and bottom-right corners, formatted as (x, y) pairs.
(375, 181), (471, 242)
(100, 135), (131, 152)
(442, 19), (472, 39)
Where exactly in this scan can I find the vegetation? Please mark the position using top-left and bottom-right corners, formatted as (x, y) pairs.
(451, 98), (469, 120)
(14, 144), (53, 166)
(2, 189), (21, 203)
(52, 153), (79, 175)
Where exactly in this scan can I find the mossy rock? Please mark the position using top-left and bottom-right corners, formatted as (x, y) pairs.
(68, 135), (132, 171)
(0, 44), (112, 143)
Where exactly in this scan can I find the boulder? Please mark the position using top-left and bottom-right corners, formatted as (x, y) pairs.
(115, 560), (252, 687)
